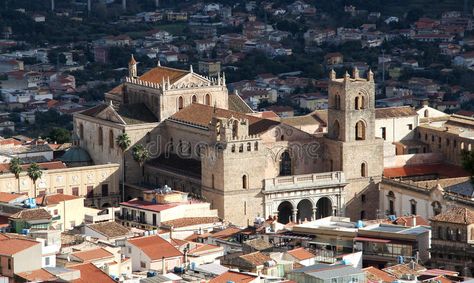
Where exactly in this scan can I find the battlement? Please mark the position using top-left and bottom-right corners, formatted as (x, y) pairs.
(329, 68), (374, 83)
(125, 72), (226, 92)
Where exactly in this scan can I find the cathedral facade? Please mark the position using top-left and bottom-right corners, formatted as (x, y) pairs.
(73, 57), (384, 226)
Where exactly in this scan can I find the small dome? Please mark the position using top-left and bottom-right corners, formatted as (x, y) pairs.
(59, 147), (92, 164)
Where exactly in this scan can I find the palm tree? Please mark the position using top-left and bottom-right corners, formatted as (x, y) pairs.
(27, 163), (43, 197)
(116, 133), (131, 202)
(132, 144), (150, 179)
(9, 157), (22, 193)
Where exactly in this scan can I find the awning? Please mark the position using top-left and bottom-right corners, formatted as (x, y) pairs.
(353, 237), (391, 243)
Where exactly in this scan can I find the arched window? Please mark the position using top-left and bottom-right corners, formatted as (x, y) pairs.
(212, 174), (215, 189)
(247, 142), (251, 151)
(178, 96), (184, 110)
(239, 144), (243, 152)
(280, 135), (284, 141)
(254, 142), (258, 151)
(355, 96), (360, 110)
(98, 127), (103, 145)
(242, 175), (247, 189)
(205, 94), (211, 105)
(424, 109), (429, 118)
(333, 120), (340, 140)
(109, 129), (114, 148)
(231, 145), (236, 152)
(355, 95), (365, 110)
(457, 228), (462, 241)
(232, 120), (238, 139)
(192, 95), (197, 103)
(360, 162), (367, 177)
(79, 124), (84, 139)
(169, 138), (174, 152)
(355, 120), (366, 140)
(279, 151), (292, 176)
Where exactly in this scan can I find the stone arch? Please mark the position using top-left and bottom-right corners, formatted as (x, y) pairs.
(279, 150), (292, 176)
(205, 93), (211, 105)
(316, 197), (332, 219)
(178, 96), (184, 110)
(297, 199), (314, 222)
(242, 174), (248, 189)
(192, 95), (197, 103)
(355, 120), (366, 140)
(277, 201), (294, 224)
(232, 119), (238, 138)
(332, 120), (340, 140)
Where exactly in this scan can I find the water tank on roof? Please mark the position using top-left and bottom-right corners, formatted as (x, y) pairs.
(355, 220), (364, 228)
(388, 215), (397, 221)
(147, 271), (157, 277)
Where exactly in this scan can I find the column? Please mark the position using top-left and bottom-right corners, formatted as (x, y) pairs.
(292, 209), (298, 223)
(312, 207), (317, 220)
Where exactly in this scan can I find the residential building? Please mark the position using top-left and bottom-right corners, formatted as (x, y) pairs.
(288, 263), (366, 283)
(0, 236), (42, 279)
(123, 235), (183, 272)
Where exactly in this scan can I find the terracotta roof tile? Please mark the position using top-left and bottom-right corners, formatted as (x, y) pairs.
(394, 215), (429, 227)
(70, 262), (116, 283)
(0, 238), (39, 256)
(9, 208), (52, 220)
(0, 161), (67, 173)
(120, 199), (179, 213)
(209, 270), (257, 283)
(139, 66), (188, 84)
(161, 217), (221, 228)
(86, 222), (131, 239)
(364, 266), (397, 283)
(210, 227), (242, 240)
(239, 251), (273, 266)
(287, 247), (315, 261)
(36, 193), (81, 205)
(430, 207), (474, 224)
(16, 268), (56, 282)
(71, 248), (114, 262)
(375, 106), (417, 119)
(0, 192), (27, 203)
(188, 243), (223, 256)
(128, 235), (182, 260)
(171, 103), (280, 135)
(383, 164), (469, 178)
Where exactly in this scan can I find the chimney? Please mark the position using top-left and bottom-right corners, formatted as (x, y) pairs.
(412, 215), (416, 227)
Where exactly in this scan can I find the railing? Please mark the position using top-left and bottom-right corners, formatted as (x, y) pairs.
(263, 171), (346, 192)
(84, 213), (113, 223)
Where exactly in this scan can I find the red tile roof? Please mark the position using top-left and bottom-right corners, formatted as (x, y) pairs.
(0, 161), (67, 173)
(128, 235), (182, 260)
(0, 238), (39, 256)
(171, 103), (280, 135)
(16, 268), (56, 282)
(287, 247), (315, 261)
(0, 192), (26, 203)
(139, 66), (188, 84)
(70, 262), (116, 283)
(209, 270), (257, 283)
(36, 193), (81, 205)
(364, 266), (397, 283)
(394, 215), (429, 227)
(383, 164), (469, 178)
(430, 207), (474, 224)
(71, 248), (114, 262)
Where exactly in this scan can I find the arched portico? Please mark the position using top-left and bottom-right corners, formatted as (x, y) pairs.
(316, 197), (332, 219)
(277, 201), (294, 224)
(297, 199), (314, 222)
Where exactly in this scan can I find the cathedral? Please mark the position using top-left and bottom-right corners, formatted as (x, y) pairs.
(73, 56), (384, 226)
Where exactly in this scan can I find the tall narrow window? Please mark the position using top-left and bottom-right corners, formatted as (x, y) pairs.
(361, 162), (367, 177)
(232, 120), (238, 139)
(205, 94), (211, 105)
(381, 127), (386, 140)
(279, 151), (292, 176)
(178, 96), (184, 110)
(98, 127), (103, 145)
(355, 121), (366, 140)
(79, 124), (84, 139)
(109, 129), (114, 148)
(242, 175), (247, 189)
(410, 199), (417, 215)
(192, 95), (197, 103)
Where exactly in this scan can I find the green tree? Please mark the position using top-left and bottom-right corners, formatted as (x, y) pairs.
(27, 163), (43, 197)
(9, 157), (22, 193)
(48, 128), (71, 144)
(116, 133), (131, 201)
(132, 144), (150, 178)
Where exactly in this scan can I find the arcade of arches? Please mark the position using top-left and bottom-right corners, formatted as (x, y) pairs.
(277, 197), (334, 224)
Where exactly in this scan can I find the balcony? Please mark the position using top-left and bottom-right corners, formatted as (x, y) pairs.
(263, 171), (346, 193)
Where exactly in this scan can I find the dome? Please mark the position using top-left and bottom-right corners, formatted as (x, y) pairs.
(59, 147), (92, 164)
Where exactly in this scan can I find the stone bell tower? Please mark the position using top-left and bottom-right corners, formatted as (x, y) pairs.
(324, 68), (383, 220)
(128, 54), (137, 78)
